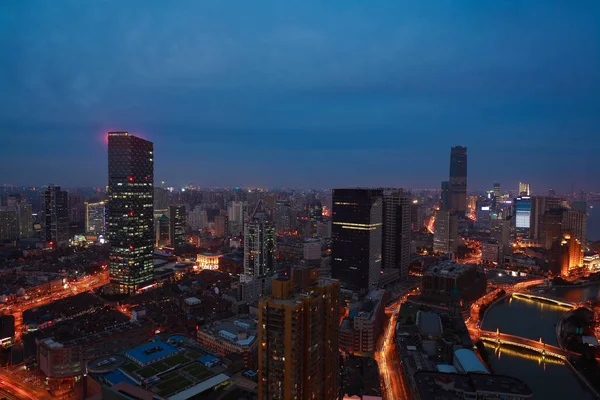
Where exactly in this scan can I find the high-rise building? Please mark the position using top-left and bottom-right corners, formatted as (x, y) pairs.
(514, 196), (531, 234)
(433, 211), (458, 254)
(540, 208), (565, 250)
(155, 214), (170, 246)
(449, 146), (467, 216)
(530, 196), (563, 240)
(18, 203), (33, 238)
(107, 132), (154, 295)
(493, 183), (501, 200)
(549, 233), (583, 276)
(440, 181), (451, 212)
(331, 188), (383, 291)
(258, 273), (340, 400)
(274, 200), (292, 233)
(85, 202), (105, 235)
(228, 201), (247, 235)
(188, 206), (208, 231)
(169, 205), (186, 248)
(382, 189), (411, 281)
(518, 182), (530, 196)
(214, 215), (228, 237)
(243, 214), (276, 278)
(41, 185), (70, 246)
(562, 209), (587, 248)
(0, 209), (19, 241)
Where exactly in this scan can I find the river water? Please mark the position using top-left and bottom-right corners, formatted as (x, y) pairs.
(481, 283), (600, 399)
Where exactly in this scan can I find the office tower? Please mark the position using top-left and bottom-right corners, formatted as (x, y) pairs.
(440, 181), (451, 212)
(243, 214), (276, 278)
(530, 196), (563, 240)
(107, 132), (154, 295)
(169, 205), (186, 248)
(514, 196), (531, 234)
(433, 211), (458, 254)
(153, 187), (170, 211)
(41, 185), (70, 246)
(68, 190), (85, 223)
(518, 182), (530, 196)
(410, 200), (425, 232)
(331, 188), (383, 291)
(258, 274), (340, 400)
(540, 208), (565, 250)
(228, 201), (247, 235)
(449, 146), (467, 216)
(549, 233), (583, 276)
(562, 209), (587, 247)
(491, 217), (512, 263)
(85, 202), (105, 235)
(0, 209), (19, 241)
(214, 215), (228, 237)
(382, 189), (411, 281)
(274, 200), (292, 233)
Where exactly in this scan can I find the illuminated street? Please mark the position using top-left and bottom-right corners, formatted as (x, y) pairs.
(376, 297), (411, 400)
(0, 368), (53, 400)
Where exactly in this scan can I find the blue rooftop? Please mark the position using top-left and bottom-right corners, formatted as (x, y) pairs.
(105, 370), (136, 386)
(199, 355), (218, 366)
(125, 340), (179, 365)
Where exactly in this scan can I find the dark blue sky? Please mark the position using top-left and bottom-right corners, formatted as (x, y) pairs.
(1, 1), (599, 192)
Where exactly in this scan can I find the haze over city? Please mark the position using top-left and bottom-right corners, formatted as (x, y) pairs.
(1, 1), (599, 190)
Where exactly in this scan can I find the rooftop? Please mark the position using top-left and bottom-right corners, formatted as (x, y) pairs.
(425, 261), (473, 277)
(416, 311), (443, 337)
(454, 349), (489, 374)
(125, 340), (180, 366)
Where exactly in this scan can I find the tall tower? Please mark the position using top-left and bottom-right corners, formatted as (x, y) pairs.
(562, 209), (587, 248)
(258, 274), (340, 400)
(331, 188), (383, 291)
(41, 185), (70, 247)
(169, 205), (186, 248)
(107, 132), (154, 295)
(440, 181), (451, 212)
(243, 214), (276, 278)
(449, 146), (467, 216)
(382, 189), (411, 281)
(519, 182), (530, 196)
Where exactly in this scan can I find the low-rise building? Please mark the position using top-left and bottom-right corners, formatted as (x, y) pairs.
(197, 316), (258, 369)
(421, 262), (486, 306)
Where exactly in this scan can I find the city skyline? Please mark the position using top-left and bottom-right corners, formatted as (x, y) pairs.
(2, 1), (599, 191)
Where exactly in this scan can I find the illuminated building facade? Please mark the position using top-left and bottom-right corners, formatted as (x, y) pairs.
(243, 214), (276, 278)
(530, 196), (563, 240)
(197, 252), (222, 270)
(169, 204), (186, 248)
(514, 196), (531, 233)
(258, 274), (340, 400)
(85, 201), (105, 235)
(562, 209), (587, 247)
(0, 209), (19, 241)
(449, 146), (467, 216)
(331, 188), (383, 291)
(550, 233), (583, 276)
(519, 182), (530, 196)
(107, 132), (154, 295)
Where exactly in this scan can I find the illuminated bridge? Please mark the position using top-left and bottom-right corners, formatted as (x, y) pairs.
(511, 292), (577, 309)
(478, 330), (579, 360)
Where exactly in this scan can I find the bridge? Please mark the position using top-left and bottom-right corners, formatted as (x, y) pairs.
(478, 330), (580, 360)
(511, 292), (577, 309)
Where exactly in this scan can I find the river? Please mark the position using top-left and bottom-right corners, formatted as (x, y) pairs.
(481, 285), (600, 399)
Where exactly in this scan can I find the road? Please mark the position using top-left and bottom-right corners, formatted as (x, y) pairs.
(1, 271), (109, 340)
(0, 369), (53, 400)
(376, 297), (411, 400)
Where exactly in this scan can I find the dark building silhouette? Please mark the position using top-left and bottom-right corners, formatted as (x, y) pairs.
(382, 189), (411, 281)
(41, 185), (70, 247)
(107, 132), (154, 295)
(449, 146), (467, 216)
(331, 188), (383, 291)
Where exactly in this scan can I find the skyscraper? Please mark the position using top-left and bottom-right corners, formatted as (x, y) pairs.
(243, 214), (276, 278)
(41, 185), (70, 246)
(433, 211), (458, 254)
(514, 196), (531, 234)
(493, 183), (501, 200)
(530, 196), (563, 240)
(228, 201), (247, 235)
(540, 208), (565, 250)
(169, 205), (186, 248)
(0, 209), (19, 241)
(440, 181), (451, 212)
(562, 209), (587, 248)
(85, 201), (105, 235)
(331, 188), (383, 291)
(107, 132), (154, 295)
(518, 182), (530, 196)
(382, 189), (411, 281)
(258, 273), (340, 400)
(449, 146), (467, 216)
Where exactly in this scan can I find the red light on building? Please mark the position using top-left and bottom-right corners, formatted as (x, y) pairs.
(129, 245), (134, 251)
(129, 210), (134, 216)
(128, 176), (134, 182)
